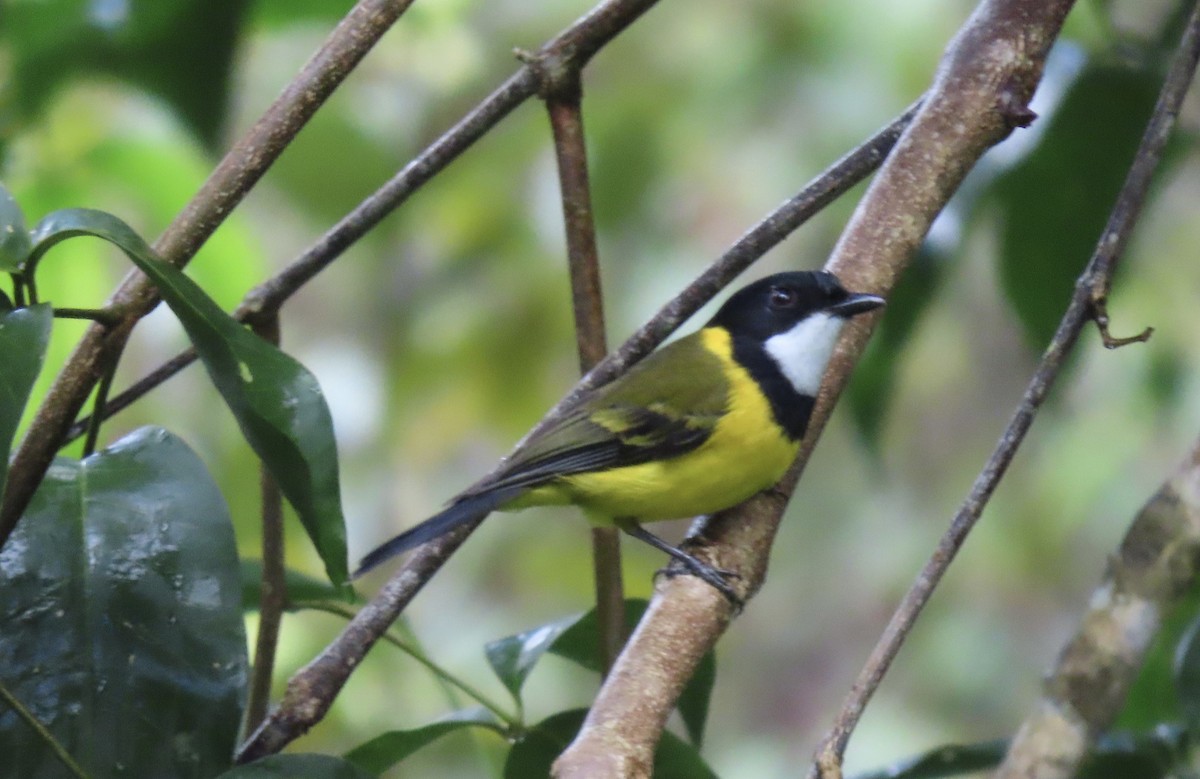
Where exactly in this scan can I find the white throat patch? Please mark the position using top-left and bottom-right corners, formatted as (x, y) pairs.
(762, 313), (845, 396)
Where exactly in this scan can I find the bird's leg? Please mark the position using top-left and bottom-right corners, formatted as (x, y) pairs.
(613, 517), (742, 607)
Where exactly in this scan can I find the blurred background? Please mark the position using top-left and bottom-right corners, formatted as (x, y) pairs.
(4, 0), (1200, 775)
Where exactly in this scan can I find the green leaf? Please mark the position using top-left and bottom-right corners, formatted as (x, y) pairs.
(653, 728), (721, 779)
(28, 207), (349, 585)
(215, 754), (375, 779)
(343, 708), (501, 775)
(503, 710), (718, 779)
(0, 426), (247, 779)
(485, 611), (587, 701)
(849, 739), (1006, 779)
(484, 599), (716, 746)
(240, 560), (359, 612)
(4, 0), (247, 148)
(0, 183), (31, 271)
(503, 710), (586, 779)
(0, 303), (52, 505)
(992, 62), (1162, 347)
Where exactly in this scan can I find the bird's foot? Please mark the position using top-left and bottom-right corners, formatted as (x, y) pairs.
(660, 555), (744, 610)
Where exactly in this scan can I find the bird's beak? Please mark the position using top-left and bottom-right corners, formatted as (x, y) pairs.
(827, 292), (886, 318)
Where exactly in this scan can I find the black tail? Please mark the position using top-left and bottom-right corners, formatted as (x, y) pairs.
(352, 487), (521, 578)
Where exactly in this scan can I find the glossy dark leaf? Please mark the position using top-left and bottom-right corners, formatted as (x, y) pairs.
(992, 62), (1162, 347)
(215, 754), (374, 779)
(484, 599), (715, 746)
(240, 560), (359, 612)
(0, 426), (247, 779)
(28, 207), (349, 585)
(0, 183), (31, 271)
(4, 0), (247, 148)
(653, 729), (721, 779)
(503, 710), (586, 779)
(343, 708), (500, 775)
(0, 304), (51, 505)
(503, 709), (718, 779)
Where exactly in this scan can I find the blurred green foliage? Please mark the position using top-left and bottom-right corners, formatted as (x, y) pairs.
(3, 0), (1200, 776)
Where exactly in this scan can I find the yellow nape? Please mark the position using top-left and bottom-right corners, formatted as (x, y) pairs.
(513, 327), (799, 524)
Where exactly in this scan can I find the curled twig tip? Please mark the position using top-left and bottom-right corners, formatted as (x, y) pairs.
(1091, 298), (1155, 349)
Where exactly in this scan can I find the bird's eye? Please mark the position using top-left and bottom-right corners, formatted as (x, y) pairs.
(768, 286), (798, 308)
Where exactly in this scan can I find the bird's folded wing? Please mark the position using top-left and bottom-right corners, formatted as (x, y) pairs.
(460, 332), (728, 497)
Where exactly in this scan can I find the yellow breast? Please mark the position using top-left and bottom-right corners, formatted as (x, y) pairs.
(539, 327), (799, 523)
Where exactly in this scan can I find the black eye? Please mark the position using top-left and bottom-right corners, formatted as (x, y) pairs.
(768, 286), (798, 308)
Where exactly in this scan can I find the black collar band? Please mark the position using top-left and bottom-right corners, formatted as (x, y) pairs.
(729, 335), (815, 441)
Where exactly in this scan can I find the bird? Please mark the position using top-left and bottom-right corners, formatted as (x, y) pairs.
(354, 270), (884, 600)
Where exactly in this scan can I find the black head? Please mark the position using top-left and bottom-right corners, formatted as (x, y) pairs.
(706, 271), (883, 339)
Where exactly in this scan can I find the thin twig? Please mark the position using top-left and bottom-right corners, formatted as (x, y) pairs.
(0, 0), (417, 543)
(243, 316), (287, 738)
(50, 307), (124, 327)
(811, 3), (1200, 775)
(300, 600), (519, 728)
(540, 60), (626, 676)
(81, 360), (116, 458)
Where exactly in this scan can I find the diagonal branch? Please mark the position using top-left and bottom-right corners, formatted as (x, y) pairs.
(0, 0), (418, 543)
(554, 0), (1076, 776)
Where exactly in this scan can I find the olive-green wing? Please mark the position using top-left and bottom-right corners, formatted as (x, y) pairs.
(462, 332), (728, 496)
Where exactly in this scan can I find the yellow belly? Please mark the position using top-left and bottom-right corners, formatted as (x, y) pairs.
(514, 328), (799, 523)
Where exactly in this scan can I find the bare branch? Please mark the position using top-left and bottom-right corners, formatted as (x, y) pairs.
(553, 1), (1076, 776)
(243, 316), (287, 738)
(540, 67), (627, 674)
(0, 0), (418, 542)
